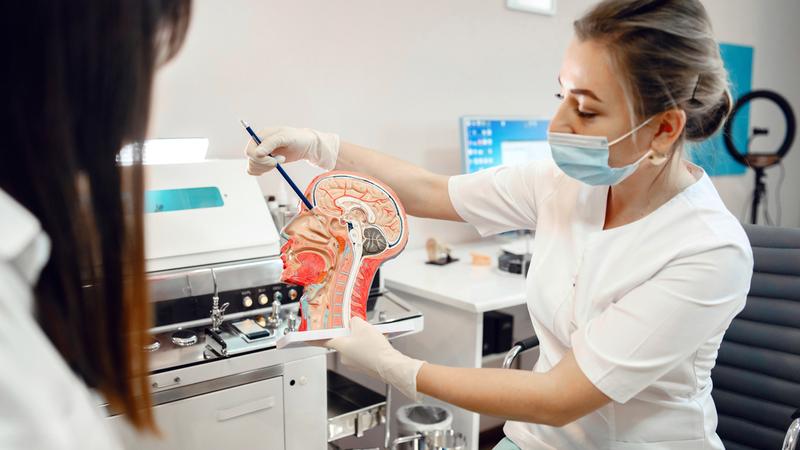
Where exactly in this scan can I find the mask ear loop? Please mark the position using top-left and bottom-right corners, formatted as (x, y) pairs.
(609, 116), (660, 166)
(608, 116), (655, 146)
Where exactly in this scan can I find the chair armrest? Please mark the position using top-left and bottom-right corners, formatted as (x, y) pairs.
(784, 409), (800, 450)
(502, 336), (539, 369)
(783, 417), (800, 450)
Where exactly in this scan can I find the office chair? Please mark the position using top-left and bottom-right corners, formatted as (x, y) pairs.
(502, 224), (800, 449)
(714, 224), (800, 449)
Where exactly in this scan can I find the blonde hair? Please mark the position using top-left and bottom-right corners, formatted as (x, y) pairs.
(574, 0), (732, 143)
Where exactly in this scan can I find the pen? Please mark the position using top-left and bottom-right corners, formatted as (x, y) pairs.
(240, 120), (314, 211)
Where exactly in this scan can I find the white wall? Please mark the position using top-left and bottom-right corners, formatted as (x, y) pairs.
(149, 0), (800, 249)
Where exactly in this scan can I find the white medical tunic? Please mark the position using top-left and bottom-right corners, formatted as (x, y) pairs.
(448, 161), (753, 449)
(0, 189), (122, 449)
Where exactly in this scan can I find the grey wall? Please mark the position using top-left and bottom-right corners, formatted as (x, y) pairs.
(148, 0), (800, 248)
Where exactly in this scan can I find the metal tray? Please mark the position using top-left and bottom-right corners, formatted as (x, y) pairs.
(327, 371), (386, 442)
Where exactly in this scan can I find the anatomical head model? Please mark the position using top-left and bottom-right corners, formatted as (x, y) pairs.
(279, 171), (408, 337)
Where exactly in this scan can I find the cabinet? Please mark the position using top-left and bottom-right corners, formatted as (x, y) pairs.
(110, 376), (285, 449)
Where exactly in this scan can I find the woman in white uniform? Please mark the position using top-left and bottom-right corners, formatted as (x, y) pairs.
(247, 0), (752, 448)
(0, 2), (190, 448)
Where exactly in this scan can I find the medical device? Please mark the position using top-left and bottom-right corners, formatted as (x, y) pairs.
(103, 159), (423, 450)
(460, 116), (550, 174)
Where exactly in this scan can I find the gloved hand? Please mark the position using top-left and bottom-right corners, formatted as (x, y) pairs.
(325, 317), (426, 401)
(245, 126), (340, 175)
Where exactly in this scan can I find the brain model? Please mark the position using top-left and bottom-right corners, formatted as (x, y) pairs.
(280, 171), (408, 333)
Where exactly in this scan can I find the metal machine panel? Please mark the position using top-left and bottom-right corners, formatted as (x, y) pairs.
(108, 157), (425, 450)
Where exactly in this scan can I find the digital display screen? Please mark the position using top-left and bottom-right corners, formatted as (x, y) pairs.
(461, 118), (551, 174)
(144, 187), (224, 213)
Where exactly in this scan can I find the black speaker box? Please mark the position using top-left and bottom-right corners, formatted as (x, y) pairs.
(483, 311), (514, 355)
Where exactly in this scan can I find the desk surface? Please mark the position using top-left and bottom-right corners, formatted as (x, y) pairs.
(383, 238), (528, 313)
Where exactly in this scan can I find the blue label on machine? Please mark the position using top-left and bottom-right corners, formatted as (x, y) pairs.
(145, 187), (224, 213)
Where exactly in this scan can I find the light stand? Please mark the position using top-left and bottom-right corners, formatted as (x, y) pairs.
(723, 90), (795, 225)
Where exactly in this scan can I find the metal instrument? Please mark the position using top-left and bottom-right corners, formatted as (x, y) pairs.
(266, 299), (282, 329)
(392, 430), (467, 450)
(208, 269), (229, 332)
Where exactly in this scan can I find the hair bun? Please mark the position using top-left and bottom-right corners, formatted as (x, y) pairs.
(685, 90), (732, 141)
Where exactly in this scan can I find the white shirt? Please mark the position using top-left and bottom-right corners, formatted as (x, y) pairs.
(449, 161), (753, 450)
(0, 188), (122, 449)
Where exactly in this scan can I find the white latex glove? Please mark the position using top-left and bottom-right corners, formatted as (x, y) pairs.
(325, 317), (425, 401)
(245, 126), (340, 175)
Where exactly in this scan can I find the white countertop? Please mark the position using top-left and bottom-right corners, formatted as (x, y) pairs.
(382, 237), (529, 313)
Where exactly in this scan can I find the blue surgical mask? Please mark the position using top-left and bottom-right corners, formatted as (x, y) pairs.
(548, 117), (654, 186)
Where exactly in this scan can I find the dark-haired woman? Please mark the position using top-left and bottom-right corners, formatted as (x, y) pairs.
(245, 1), (752, 448)
(0, 1), (190, 448)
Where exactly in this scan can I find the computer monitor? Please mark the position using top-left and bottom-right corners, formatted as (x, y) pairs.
(460, 116), (551, 174)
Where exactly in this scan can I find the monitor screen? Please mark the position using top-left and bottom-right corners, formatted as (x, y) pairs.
(461, 117), (551, 174)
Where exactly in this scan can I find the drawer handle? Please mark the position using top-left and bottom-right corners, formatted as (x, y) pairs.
(152, 377), (181, 389)
(217, 397), (275, 422)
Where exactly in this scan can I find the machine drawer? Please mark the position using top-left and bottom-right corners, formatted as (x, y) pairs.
(111, 376), (285, 450)
(327, 371), (386, 442)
